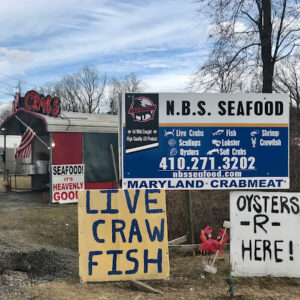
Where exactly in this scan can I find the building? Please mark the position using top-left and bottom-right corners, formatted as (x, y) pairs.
(0, 91), (119, 203)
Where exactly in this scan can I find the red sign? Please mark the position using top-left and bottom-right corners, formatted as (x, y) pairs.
(20, 90), (61, 117)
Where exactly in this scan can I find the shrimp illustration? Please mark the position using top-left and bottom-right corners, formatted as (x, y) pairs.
(164, 129), (175, 136)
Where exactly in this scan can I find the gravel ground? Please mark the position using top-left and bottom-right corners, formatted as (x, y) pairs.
(0, 191), (77, 299)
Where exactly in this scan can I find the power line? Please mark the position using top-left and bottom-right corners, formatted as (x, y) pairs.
(0, 90), (14, 96)
(0, 80), (16, 89)
(0, 72), (35, 87)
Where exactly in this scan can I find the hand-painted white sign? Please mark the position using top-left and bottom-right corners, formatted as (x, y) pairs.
(51, 164), (85, 204)
(230, 191), (300, 277)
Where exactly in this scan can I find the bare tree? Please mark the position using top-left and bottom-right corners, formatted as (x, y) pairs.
(62, 66), (107, 113)
(108, 73), (145, 115)
(190, 0), (300, 93)
(0, 105), (11, 123)
(188, 48), (250, 92)
(40, 66), (107, 113)
(274, 58), (300, 108)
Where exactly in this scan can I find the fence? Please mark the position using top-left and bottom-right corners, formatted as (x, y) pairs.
(0, 147), (30, 175)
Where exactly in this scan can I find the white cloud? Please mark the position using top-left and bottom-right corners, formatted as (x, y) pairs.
(0, 0), (206, 103)
(0, 48), (32, 64)
(143, 72), (190, 92)
(206, 21), (247, 36)
(0, 0), (203, 67)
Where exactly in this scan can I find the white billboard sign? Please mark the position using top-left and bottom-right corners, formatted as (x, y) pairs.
(52, 164), (85, 204)
(122, 93), (289, 190)
(230, 191), (300, 277)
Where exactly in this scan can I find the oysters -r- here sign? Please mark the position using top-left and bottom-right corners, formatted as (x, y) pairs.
(230, 191), (300, 277)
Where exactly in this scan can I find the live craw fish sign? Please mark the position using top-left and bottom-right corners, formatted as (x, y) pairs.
(230, 191), (300, 277)
(78, 189), (169, 282)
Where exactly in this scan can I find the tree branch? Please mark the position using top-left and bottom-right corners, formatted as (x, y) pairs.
(273, 0), (287, 62)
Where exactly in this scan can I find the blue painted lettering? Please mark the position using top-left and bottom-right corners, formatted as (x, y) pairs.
(144, 249), (162, 273)
(112, 219), (126, 243)
(145, 218), (165, 242)
(86, 190), (98, 214)
(107, 250), (123, 275)
(100, 190), (119, 214)
(88, 251), (102, 275)
(124, 190), (140, 213)
(128, 218), (142, 243)
(92, 220), (105, 243)
(145, 189), (163, 214)
(125, 249), (139, 274)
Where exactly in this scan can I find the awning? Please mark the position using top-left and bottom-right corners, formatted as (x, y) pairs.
(0, 109), (118, 136)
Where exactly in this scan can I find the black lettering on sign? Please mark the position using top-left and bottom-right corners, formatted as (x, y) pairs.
(290, 197), (300, 214)
(166, 101), (174, 115)
(218, 100), (284, 116)
(182, 101), (190, 115)
(253, 214), (269, 234)
(236, 194), (300, 215)
(274, 240), (284, 262)
(242, 239), (284, 262)
(197, 101), (206, 115)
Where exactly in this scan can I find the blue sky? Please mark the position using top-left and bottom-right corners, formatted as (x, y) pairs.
(0, 0), (208, 106)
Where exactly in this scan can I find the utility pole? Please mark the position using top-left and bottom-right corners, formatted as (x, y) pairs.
(1, 127), (6, 181)
(17, 80), (22, 96)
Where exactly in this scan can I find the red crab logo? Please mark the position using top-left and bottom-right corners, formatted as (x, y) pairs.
(128, 97), (157, 122)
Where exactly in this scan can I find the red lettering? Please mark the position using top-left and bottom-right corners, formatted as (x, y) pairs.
(45, 96), (52, 115)
(55, 183), (62, 190)
(53, 192), (60, 202)
(40, 96), (46, 114)
(33, 94), (41, 111)
(24, 91), (34, 110)
(23, 91), (60, 117)
(61, 192), (68, 201)
(54, 190), (79, 202)
(52, 97), (60, 117)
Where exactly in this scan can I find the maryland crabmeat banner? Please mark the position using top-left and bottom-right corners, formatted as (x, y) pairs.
(121, 93), (289, 190)
(230, 191), (300, 277)
(52, 164), (85, 204)
(78, 189), (169, 282)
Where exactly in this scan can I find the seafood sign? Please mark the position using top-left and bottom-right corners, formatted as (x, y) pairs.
(78, 189), (169, 282)
(122, 93), (289, 190)
(51, 164), (85, 204)
(230, 191), (300, 277)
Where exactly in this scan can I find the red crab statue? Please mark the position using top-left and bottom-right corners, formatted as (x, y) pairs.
(198, 226), (228, 255)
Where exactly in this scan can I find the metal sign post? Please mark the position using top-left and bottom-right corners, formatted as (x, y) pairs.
(185, 190), (195, 255)
(3, 128), (6, 181)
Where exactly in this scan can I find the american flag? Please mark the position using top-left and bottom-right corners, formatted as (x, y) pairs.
(15, 123), (36, 159)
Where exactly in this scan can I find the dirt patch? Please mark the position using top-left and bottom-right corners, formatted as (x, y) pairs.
(0, 248), (69, 280)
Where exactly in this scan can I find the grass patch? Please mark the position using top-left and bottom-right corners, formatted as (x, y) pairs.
(0, 204), (78, 251)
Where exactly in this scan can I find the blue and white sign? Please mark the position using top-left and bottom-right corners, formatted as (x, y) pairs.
(121, 93), (289, 190)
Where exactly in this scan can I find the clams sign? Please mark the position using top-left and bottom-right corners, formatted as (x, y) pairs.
(19, 90), (61, 117)
(121, 93), (289, 190)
